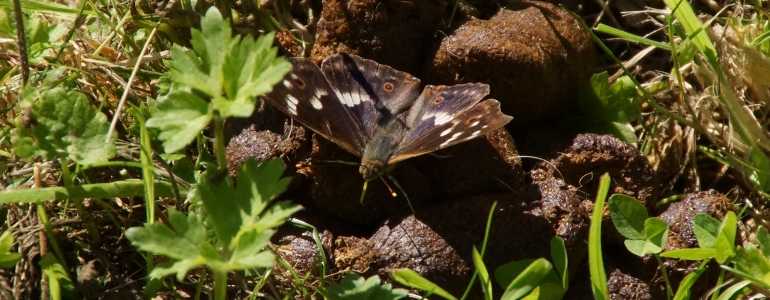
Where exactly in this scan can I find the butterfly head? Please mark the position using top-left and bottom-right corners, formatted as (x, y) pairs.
(359, 158), (386, 181)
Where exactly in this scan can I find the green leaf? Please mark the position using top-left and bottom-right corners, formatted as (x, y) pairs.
(550, 236), (569, 289)
(125, 209), (211, 279)
(644, 217), (669, 252)
(39, 253), (77, 300)
(499, 259), (555, 300)
(145, 89), (212, 154)
(11, 87), (116, 164)
(196, 172), (243, 248)
(714, 211), (737, 264)
(733, 246), (770, 286)
(473, 247), (493, 300)
(235, 158), (293, 220)
(228, 229), (275, 270)
(324, 273), (408, 300)
(0, 231), (21, 268)
(660, 248), (718, 260)
(253, 200), (303, 231)
(757, 227), (770, 258)
(749, 146), (770, 192)
(624, 240), (663, 257)
(391, 269), (457, 300)
(693, 214), (720, 249)
(663, 0), (718, 65)
(589, 174), (611, 300)
(167, 7), (233, 97)
(715, 280), (751, 300)
(608, 194), (647, 240)
(673, 262), (706, 300)
(218, 32), (291, 118)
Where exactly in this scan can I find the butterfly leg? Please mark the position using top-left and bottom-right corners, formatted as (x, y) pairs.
(318, 160), (359, 166)
(386, 174), (415, 214)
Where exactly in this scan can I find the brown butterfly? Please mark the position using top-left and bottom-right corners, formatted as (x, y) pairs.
(261, 53), (512, 188)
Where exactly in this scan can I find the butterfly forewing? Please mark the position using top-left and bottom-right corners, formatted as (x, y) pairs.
(260, 57), (366, 156)
(321, 54), (422, 138)
(390, 98), (513, 164)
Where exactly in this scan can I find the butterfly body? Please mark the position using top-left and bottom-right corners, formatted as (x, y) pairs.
(261, 53), (513, 181)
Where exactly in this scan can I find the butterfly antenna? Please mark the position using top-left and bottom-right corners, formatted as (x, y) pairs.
(386, 174), (415, 214)
(360, 180), (370, 205)
(378, 176), (398, 198)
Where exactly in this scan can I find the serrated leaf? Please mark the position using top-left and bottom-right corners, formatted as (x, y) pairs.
(228, 229), (275, 269)
(217, 32), (291, 118)
(167, 8), (233, 97)
(145, 89), (212, 154)
(325, 273), (409, 300)
(693, 214), (720, 249)
(125, 210), (209, 262)
(391, 269), (457, 300)
(11, 87), (116, 164)
(196, 172), (243, 247)
(608, 194), (647, 240)
(235, 158), (293, 219)
(645, 217), (669, 252)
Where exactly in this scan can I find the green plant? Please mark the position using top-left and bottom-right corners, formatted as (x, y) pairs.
(391, 201), (570, 300)
(608, 194), (673, 298)
(145, 7), (290, 162)
(126, 158), (302, 300)
(321, 273), (408, 300)
(568, 72), (641, 144)
(588, 173), (611, 300)
(0, 231), (21, 268)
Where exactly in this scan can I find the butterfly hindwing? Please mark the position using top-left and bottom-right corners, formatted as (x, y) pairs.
(321, 53), (422, 138)
(389, 84), (513, 163)
(260, 57), (366, 156)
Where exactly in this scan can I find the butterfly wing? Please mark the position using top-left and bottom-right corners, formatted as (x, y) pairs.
(320, 53), (422, 138)
(389, 84), (513, 163)
(260, 57), (366, 156)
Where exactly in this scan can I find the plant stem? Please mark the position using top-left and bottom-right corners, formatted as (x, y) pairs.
(213, 113), (228, 172)
(654, 254), (674, 299)
(214, 270), (227, 300)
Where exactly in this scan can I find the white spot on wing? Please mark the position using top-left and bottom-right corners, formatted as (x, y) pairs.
(283, 79), (292, 88)
(286, 95), (299, 115)
(482, 125), (489, 129)
(440, 128), (452, 137)
(471, 130), (481, 138)
(288, 102), (297, 115)
(471, 121), (480, 127)
(349, 87), (361, 106)
(311, 90), (325, 109)
(440, 132), (462, 147)
(287, 95), (299, 105)
(311, 97), (323, 109)
(434, 113), (453, 125)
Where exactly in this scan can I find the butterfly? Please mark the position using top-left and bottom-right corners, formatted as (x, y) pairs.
(261, 53), (513, 186)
